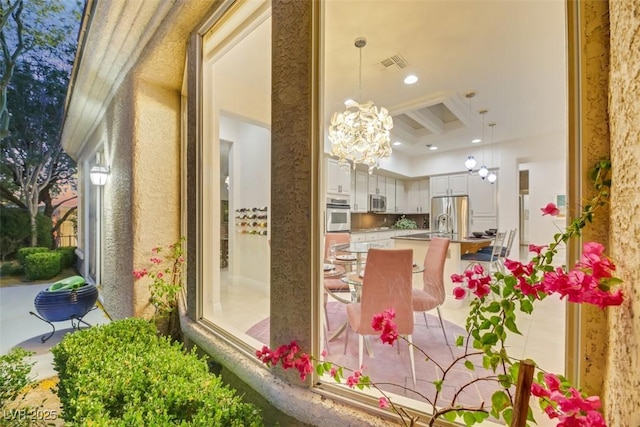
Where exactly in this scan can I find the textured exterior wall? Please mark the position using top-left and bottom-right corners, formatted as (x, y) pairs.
(605, 1), (640, 425)
(270, 0), (318, 376)
(96, 79), (136, 320)
(570, 0), (611, 397)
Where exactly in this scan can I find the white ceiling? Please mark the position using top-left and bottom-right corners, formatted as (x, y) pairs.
(215, 1), (567, 158)
(323, 0), (567, 157)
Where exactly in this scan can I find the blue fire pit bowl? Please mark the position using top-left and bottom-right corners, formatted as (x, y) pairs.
(34, 281), (98, 322)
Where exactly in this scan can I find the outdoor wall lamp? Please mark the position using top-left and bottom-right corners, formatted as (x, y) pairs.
(90, 165), (110, 186)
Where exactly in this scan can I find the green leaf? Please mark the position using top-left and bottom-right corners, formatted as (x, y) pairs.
(482, 355), (491, 370)
(520, 299), (533, 314)
(443, 411), (458, 422)
(498, 374), (513, 388)
(502, 408), (513, 425)
(505, 317), (521, 334)
(463, 411), (477, 425)
(456, 335), (465, 347)
(486, 302), (501, 313)
(433, 380), (442, 392)
(495, 324), (505, 340)
(489, 315), (501, 325)
(464, 360), (475, 371)
(475, 411), (489, 422)
(492, 390), (510, 412)
(481, 332), (498, 346)
(316, 364), (324, 376)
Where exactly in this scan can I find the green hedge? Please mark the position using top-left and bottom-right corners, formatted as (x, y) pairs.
(55, 246), (77, 269)
(24, 251), (62, 280)
(52, 318), (263, 426)
(17, 247), (50, 266)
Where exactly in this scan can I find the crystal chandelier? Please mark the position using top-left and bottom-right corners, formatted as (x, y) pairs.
(329, 37), (393, 174)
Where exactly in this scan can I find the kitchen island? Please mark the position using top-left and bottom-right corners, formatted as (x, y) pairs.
(392, 233), (493, 306)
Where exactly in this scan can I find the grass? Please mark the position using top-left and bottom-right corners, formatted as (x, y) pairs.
(0, 267), (81, 288)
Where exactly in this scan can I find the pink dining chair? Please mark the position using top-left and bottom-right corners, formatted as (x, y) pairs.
(344, 248), (416, 388)
(413, 237), (454, 358)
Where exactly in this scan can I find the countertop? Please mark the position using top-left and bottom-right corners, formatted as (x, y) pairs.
(392, 232), (494, 244)
(350, 227), (429, 233)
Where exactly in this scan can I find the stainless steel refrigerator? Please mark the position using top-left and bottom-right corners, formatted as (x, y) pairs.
(431, 195), (470, 236)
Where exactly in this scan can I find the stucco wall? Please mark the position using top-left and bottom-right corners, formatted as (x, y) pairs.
(605, 1), (640, 425)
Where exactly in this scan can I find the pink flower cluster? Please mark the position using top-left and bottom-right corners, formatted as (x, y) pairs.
(541, 242), (623, 308)
(451, 263), (492, 299)
(255, 341), (313, 381)
(133, 268), (148, 279)
(531, 373), (606, 427)
(500, 242), (623, 308)
(371, 308), (399, 345)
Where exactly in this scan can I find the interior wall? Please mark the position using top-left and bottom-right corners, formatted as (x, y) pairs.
(224, 118), (271, 290)
(605, 1), (640, 424)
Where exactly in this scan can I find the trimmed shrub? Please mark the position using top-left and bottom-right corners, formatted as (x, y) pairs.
(16, 247), (49, 266)
(0, 261), (24, 277)
(52, 318), (264, 426)
(36, 214), (53, 249)
(0, 347), (35, 407)
(24, 251), (62, 280)
(55, 246), (77, 269)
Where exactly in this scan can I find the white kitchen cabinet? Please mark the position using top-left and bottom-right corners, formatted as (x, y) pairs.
(327, 158), (351, 196)
(351, 170), (369, 212)
(385, 178), (397, 212)
(469, 174), (498, 217)
(368, 174), (385, 196)
(406, 179), (429, 213)
(430, 173), (469, 197)
(469, 173), (498, 233)
(395, 180), (407, 213)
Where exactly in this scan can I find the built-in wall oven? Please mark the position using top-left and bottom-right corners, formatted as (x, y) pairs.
(326, 198), (351, 232)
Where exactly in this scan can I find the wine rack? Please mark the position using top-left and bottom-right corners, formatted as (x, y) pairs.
(235, 207), (268, 236)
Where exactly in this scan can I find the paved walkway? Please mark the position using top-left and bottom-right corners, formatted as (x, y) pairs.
(0, 282), (111, 380)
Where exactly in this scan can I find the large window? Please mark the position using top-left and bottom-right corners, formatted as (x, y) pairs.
(191, 0), (569, 423)
(199, 1), (272, 347)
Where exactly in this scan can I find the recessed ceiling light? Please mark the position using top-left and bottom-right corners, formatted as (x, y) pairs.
(472, 138), (481, 144)
(403, 75), (419, 85)
(429, 145), (438, 151)
(393, 141), (402, 146)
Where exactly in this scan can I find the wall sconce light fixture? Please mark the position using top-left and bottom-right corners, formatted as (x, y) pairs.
(90, 165), (110, 186)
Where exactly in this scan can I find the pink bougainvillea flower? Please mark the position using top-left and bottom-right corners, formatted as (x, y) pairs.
(132, 269), (148, 279)
(453, 286), (467, 300)
(378, 397), (390, 409)
(150, 257), (162, 264)
(372, 309), (399, 345)
(531, 372), (607, 426)
(346, 370), (362, 388)
(529, 243), (547, 255)
(541, 203), (560, 216)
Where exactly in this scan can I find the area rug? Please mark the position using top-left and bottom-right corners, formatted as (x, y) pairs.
(246, 302), (505, 412)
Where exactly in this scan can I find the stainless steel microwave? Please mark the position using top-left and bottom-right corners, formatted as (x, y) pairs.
(369, 194), (386, 212)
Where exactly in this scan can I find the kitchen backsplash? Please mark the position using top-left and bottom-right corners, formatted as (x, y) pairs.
(351, 213), (429, 230)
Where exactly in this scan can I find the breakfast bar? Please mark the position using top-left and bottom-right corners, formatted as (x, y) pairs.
(392, 232), (493, 306)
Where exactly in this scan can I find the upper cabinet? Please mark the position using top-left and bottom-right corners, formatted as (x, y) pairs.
(430, 173), (469, 197)
(351, 170), (369, 212)
(406, 179), (429, 213)
(395, 180), (407, 213)
(327, 158), (350, 196)
(469, 174), (498, 217)
(368, 174), (385, 196)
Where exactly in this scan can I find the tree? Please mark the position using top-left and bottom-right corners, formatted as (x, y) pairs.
(0, 0), (81, 247)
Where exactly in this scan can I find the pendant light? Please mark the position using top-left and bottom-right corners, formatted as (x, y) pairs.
(487, 123), (497, 183)
(464, 92), (477, 172)
(329, 37), (393, 174)
(478, 110), (489, 179)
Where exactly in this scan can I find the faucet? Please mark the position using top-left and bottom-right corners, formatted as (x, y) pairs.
(436, 213), (452, 234)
